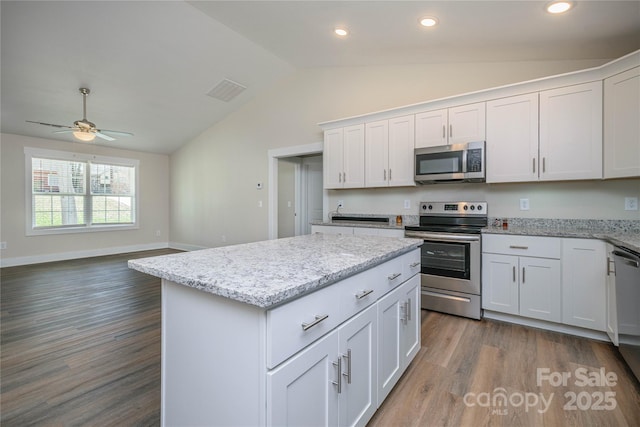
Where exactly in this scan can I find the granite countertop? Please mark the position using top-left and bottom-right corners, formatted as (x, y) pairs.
(483, 224), (640, 253)
(128, 234), (422, 308)
(310, 219), (406, 230)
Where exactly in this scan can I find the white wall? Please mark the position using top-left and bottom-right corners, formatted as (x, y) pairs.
(170, 58), (632, 249)
(0, 133), (170, 266)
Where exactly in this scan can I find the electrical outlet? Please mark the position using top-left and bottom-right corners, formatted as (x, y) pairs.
(258, 200), (263, 208)
(519, 198), (530, 211)
(404, 200), (411, 209)
(337, 200), (344, 209)
(155, 230), (161, 237)
(625, 197), (638, 211)
(0, 242), (6, 250)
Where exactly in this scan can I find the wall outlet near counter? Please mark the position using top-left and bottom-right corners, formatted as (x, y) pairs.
(337, 200), (344, 209)
(625, 197), (638, 211)
(519, 198), (530, 211)
(404, 199), (411, 209)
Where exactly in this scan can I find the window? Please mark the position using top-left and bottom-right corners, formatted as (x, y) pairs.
(25, 148), (139, 235)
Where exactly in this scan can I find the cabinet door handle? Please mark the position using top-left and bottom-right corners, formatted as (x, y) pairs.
(338, 172), (341, 183)
(332, 357), (342, 393)
(522, 267), (526, 284)
(509, 245), (529, 250)
(442, 124), (446, 139)
(607, 256), (615, 276)
(342, 172), (346, 183)
(384, 169), (387, 181)
(449, 124), (453, 138)
(388, 272), (402, 281)
(301, 314), (329, 331)
(410, 261), (421, 268)
(389, 169), (392, 181)
(342, 349), (352, 384)
(542, 157), (546, 173)
(355, 289), (374, 299)
(513, 266), (516, 282)
(407, 298), (412, 321)
(533, 158), (536, 174)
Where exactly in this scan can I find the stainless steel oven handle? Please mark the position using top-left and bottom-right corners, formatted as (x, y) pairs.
(613, 250), (640, 268)
(422, 290), (471, 303)
(404, 231), (480, 242)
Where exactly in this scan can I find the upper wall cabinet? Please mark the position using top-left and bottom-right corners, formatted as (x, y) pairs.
(539, 81), (603, 181)
(324, 125), (365, 189)
(486, 93), (539, 183)
(604, 66), (640, 178)
(415, 102), (486, 148)
(365, 115), (416, 188)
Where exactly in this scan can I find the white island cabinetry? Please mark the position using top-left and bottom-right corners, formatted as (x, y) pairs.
(128, 234), (421, 427)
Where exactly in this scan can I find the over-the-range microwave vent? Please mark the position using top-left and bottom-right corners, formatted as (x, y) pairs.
(206, 78), (246, 102)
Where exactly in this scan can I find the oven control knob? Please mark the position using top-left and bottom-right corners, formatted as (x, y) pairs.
(428, 204), (433, 210)
(422, 204), (427, 211)
(470, 205), (475, 210)
(463, 205), (468, 210)
(477, 205), (483, 211)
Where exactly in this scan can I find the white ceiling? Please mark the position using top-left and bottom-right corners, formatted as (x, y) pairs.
(2, 1), (639, 154)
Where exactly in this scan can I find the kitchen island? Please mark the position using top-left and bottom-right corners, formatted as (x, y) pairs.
(129, 233), (422, 427)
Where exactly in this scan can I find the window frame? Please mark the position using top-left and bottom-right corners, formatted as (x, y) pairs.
(25, 147), (140, 236)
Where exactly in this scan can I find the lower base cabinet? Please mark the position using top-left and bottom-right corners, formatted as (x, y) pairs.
(268, 275), (420, 427)
(268, 304), (377, 427)
(377, 276), (420, 406)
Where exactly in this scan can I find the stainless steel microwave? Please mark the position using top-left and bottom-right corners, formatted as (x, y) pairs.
(414, 141), (485, 184)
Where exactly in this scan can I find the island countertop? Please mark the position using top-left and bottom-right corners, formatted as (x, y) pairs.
(128, 233), (423, 308)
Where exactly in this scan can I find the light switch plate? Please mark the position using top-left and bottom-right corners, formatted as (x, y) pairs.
(519, 198), (530, 211)
(404, 200), (411, 209)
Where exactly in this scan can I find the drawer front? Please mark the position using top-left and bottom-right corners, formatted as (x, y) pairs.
(482, 234), (561, 259)
(403, 248), (421, 279)
(267, 284), (341, 369)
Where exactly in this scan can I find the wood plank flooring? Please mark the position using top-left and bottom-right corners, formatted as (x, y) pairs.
(2, 251), (639, 426)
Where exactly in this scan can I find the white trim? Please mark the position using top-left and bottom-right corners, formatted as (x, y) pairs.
(168, 241), (210, 252)
(0, 242), (169, 268)
(267, 142), (324, 240)
(483, 310), (610, 342)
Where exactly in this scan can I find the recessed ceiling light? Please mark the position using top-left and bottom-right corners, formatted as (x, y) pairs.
(546, 1), (573, 14)
(334, 28), (348, 37)
(419, 16), (438, 27)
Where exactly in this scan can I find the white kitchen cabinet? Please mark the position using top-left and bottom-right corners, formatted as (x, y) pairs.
(268, 330), (340, 427)
(312, 225), (404, 238)
(324, 125), (365, 189)
(604, 66), (640, 178)
(605, 243), (618, 345)
(365, 116), (415, 188)
(415, 102), (485, 148)
(562, 239), (607, 331)
(482, 235), (561, 323)
(269, 304), (378, 427)
(539, 81), (603, 181)
(377, 274), (420, 406)
(486, 93), (539, 183)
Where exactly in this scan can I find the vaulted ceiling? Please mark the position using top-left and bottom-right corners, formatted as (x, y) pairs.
(2, 1), (639, 154)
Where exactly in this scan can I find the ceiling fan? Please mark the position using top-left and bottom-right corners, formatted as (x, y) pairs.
(27, 88), (134, 142)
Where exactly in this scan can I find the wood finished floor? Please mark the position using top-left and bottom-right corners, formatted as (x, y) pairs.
(2, 250), (639, 426)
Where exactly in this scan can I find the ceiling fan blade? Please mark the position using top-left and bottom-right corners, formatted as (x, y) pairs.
(98, 129), (134, 137)
(95, 132), (116, 141)
(26, 120), (73, 129)
(52, 129), (76, 134)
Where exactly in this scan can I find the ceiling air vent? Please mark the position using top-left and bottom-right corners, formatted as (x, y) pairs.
(206, 79), (247, 102)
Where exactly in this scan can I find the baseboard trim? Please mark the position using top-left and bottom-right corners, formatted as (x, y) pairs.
(168, 241), (209, 252)
(483, 310), (611, 342)
(1, 242), (170, 267)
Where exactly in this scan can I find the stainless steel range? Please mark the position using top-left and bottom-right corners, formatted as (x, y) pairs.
(404, 201), (487, 320)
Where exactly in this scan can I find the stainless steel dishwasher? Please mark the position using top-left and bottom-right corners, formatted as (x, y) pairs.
(613, 246), (640, 383)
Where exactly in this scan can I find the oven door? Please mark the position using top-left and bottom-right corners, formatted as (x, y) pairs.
(405, 231), (480, 295)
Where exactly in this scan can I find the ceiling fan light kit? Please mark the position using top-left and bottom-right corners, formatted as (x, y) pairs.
(26, 87), (133, 143)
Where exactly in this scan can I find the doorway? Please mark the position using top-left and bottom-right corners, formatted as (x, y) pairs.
(268, 143), (326, 240)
